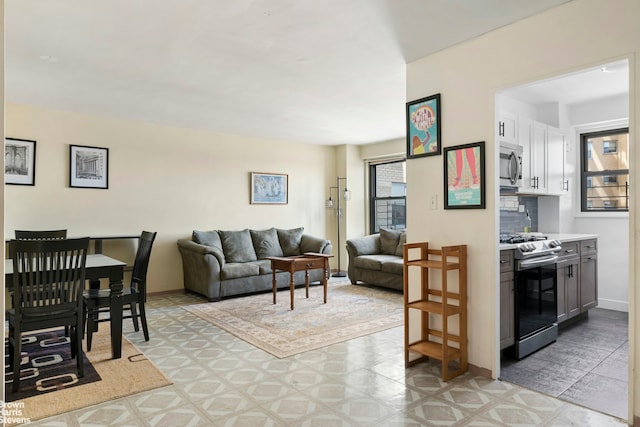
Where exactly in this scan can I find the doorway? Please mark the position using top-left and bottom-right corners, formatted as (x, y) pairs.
(496, 59), (630, 420)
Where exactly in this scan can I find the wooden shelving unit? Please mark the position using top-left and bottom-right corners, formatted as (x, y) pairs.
(403, 242), (467, 381)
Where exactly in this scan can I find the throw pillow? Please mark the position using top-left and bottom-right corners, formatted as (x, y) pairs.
(219, 229), (258, 263)
(192, 230), (222, 249)
(395, 231), (407, 257)
(277, 227), (304, 256)
(380, 228), (402, 255)
(250, 228), (284, 259)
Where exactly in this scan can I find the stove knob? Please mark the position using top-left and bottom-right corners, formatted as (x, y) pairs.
(548, 239), (561, 248)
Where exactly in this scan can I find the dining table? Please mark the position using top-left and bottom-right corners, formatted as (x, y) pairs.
(5, 253), (127, 359)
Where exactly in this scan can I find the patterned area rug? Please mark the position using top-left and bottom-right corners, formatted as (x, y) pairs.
(5, 329), (100, 401)
(3, 326), (171, 426)
(184, 280), (403, 358)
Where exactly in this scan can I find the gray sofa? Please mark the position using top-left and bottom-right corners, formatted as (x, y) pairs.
(346, 229), (406, 291)
(177, 227), (332, 301)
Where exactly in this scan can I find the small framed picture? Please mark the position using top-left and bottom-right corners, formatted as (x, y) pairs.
(70, 145), (109, 189)
(250, 172), (288, 204)
(406, 93), (441, 159)
(5, 138), (36, 186)
(444, 141), (485, 209)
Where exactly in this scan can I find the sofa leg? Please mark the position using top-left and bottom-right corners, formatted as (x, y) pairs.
(208, 296), (222, 302)
(350, 279), (357, 285)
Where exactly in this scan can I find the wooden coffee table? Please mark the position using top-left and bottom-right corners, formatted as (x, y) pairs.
(266, 252), (333, 310)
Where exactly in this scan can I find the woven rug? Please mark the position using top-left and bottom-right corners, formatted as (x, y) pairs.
(184, 281), (403, 358)
(4, 326), (171, 426)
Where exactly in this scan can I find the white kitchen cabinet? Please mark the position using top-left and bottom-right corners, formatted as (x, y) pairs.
(514, 115), (566, 195)
(547, 125), (567, 194)
(497, 111), (518, 146)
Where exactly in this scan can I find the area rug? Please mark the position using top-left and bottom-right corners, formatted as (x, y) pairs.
(4, 326), (172, 426)
(5, 329), (101, 402)
(184, 281), (403, 358)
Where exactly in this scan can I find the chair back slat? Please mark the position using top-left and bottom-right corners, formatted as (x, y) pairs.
(130, 231), (157, 294)
(10, 238), (89, 316)
(15, 229), (68, 240)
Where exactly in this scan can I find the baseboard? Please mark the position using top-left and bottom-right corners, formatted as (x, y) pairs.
(597, 298), (629, 312)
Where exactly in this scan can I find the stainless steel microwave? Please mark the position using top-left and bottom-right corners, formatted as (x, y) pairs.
(499, 142), (523, 187)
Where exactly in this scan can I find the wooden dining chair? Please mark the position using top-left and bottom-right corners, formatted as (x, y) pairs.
(15, 229), (68, 240)
(84, 231), (157, 350)
(7, 237), (89, 392)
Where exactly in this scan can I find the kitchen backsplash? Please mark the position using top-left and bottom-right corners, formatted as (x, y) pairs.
(500, 193), (538, 234)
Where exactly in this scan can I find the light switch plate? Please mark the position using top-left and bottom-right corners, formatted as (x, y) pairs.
(430, 194), (437, 210)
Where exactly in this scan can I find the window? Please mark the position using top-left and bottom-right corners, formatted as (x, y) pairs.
(369, 160), (406, 233)
(581, 128), (629, 212)
(602, 140), (618, 154)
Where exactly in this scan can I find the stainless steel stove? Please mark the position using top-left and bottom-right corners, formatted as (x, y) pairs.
(511, 238), (562, 359)
(499, 232), (548, 244)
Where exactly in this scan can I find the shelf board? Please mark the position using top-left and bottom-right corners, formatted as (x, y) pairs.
(405, 259), (461, 270)
(408, 340), (461, 361)
(407, 300), (460, 315)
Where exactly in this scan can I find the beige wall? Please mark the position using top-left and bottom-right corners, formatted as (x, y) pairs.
(5, 103), (337, 293)
(406, 0), (639, 419)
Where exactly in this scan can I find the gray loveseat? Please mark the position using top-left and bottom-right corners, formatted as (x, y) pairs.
(177, 227), (332, 301)
(346, 229), (406, 291)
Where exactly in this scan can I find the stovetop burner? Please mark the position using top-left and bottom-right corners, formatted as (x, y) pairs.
(499, 233), (547, 244)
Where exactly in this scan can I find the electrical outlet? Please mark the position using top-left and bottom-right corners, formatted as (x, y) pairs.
(430, 194), (437, 210)
(518, 205), (525, 212)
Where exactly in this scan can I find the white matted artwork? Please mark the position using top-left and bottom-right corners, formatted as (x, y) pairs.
(250, 172), (288, 204)
(70, 145), (109, 189)
(5, 138), (36, 186)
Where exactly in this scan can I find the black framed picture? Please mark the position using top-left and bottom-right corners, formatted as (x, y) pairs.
(444, 141), (485, 209)
(406, 93), (441, 159)
(70, 145), (109, 189)
(5, 138), (36, 186)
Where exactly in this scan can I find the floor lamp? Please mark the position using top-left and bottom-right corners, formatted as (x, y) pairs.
(327, 176), (351, 277)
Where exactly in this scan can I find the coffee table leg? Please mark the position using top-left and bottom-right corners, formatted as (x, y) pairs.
(289, 272), (295, 310)
(272, 267), (277, 304)
(305, 270), (310, 299)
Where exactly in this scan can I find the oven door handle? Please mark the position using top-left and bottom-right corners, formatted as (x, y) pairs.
(518, 255), (558, 269)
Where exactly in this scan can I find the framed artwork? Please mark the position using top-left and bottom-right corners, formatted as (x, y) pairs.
(406, 93), (441, 159)
(5, 138), (36, 186)
(250, 172), (288, 204)
(444, 141), (485, 209)
(70, 145), (109, 189)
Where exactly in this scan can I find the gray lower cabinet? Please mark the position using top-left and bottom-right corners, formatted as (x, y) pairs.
(556, 238), (597, 324)
(499, 250), (515, 350)
(580, 239), (598, 311)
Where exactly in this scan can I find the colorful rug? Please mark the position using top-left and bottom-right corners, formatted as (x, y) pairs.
(184, 281), (403, 358)
(3, 326), (171, 426)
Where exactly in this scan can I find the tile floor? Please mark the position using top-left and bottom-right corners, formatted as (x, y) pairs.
(27, 290), (629, 426)
(500, 308), (629, 420)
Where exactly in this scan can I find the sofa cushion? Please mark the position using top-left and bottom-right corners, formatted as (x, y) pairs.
(219, 229), (258, 263)
(192, 229), (222, 249)
(380, 228), (402, 255)
(255, 259), (273, 275)
(277, 227), (304, 256)
(250, 228), (284, 259)
(381, 258), (404, 275)
(354, 254), (400, 271)
(220, 262), (261, 280)
(395, 231), (406, 257)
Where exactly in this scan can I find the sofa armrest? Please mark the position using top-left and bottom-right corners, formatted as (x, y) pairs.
(346, 234), (380, 257)
(300, 234), (332, 255)
(177, 238), (225, 267)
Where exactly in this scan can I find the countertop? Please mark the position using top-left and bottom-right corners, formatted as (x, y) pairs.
(499, 233), (599, 251)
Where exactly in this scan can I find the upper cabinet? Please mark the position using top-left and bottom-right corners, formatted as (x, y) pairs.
(499, 111), (567, 195)
(497, 111), (518, 146)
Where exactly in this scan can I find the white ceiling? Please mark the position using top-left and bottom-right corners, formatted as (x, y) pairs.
(6, 0), (573, 146)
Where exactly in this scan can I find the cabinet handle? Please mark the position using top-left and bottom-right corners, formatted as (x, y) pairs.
(563, 180), (569, 191)
(564, 249), (574, 253)
(499, 121), (505, 137)
(500, 260), (508, 264)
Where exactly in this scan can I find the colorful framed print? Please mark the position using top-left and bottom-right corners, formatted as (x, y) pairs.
(5, 138), (36, 186)
(70, 145), (109, 189)
(406, 93), (441, 159)
(251, 172), (288, 204)
(444, 141), (485, 209)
